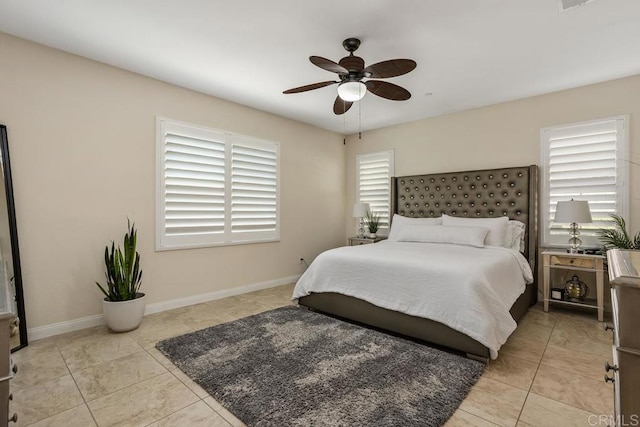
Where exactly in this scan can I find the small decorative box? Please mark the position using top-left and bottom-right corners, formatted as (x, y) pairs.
(551, 288), (565, 301)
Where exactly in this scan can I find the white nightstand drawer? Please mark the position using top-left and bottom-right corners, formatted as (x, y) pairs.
(550, 255), (595, 269)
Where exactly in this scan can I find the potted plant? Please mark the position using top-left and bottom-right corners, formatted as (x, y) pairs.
(596, 214), (640, 250)
(365, 210), (381, 238)
(96, 220), (145, 332)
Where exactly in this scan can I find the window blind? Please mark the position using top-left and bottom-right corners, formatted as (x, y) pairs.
(161, 123), (227, 248)
(157, 118), (280, 250)
(230, 139), (279, 241)
(356, 150), (394, 230)
(542, 117), (628, 247)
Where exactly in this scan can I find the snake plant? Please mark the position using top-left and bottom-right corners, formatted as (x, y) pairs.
(96, 220), (143, 301)
(596, 214), (640, 250)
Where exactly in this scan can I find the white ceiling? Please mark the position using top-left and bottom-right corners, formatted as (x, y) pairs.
(1, 0), (639, 135)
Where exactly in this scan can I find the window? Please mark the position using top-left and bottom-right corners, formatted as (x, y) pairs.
(541, 116), (628, 247)
(156, 118), (279, 250)
(356, 150), (395, 232)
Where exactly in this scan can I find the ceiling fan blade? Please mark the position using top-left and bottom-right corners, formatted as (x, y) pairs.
(283, 81), (337, 94)
(364, 59), (417, 78)
(310, 56), (348, 74)
(365, 80), (411, 101)
(333, 96), (353, 115)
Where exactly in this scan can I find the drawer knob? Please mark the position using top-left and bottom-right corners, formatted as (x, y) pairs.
(604, 323), (615, 332)
(8, 393), (11, 401)
(604, 374), (615, 383)
(11, 364), (17, 374)
(605, 361), (618, 372)
(8, 413), (16, 423)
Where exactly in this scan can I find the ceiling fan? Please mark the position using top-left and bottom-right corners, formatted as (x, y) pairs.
(283, 38), (417, 115)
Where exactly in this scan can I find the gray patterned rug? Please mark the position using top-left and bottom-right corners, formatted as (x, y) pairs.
(157, 306), (484, 427)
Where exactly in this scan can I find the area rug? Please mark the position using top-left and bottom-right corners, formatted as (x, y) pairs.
(157, 306), (484, 427)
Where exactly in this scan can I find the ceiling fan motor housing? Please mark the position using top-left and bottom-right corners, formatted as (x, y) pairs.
(339, 38), (369, 77)
(338, 56), (364, 73)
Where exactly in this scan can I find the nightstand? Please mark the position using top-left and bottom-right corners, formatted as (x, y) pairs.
(348, 236), (386, 246)
(542, 250), (605, 321)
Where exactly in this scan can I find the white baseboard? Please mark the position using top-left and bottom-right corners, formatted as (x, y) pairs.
(143, 274), (300, 315)
(28, 314), (105, 342)
(28, 275), (300, 342)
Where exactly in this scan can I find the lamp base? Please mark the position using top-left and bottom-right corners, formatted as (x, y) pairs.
(357, 218), (365, 238)
(568, 222), (582, 254)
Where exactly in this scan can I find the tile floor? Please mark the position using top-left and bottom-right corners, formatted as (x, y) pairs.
(11, 284), (615, 426)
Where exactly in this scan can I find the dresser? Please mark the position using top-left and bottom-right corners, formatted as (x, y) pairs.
(606, 249), (640, 426)
(0, 312), (16, 425)
(0, 263), (17, 425)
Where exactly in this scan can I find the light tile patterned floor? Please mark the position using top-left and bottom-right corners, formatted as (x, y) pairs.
(11, 285), (614, 426)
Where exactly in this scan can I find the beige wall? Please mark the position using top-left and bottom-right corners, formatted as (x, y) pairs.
(345, 75), (640, 237)
(0, 33), (346, 328)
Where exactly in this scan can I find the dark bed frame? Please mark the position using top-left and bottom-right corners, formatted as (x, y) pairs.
(299, 165), (539, 362)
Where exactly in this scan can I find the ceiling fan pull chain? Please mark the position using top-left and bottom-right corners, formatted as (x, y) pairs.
(358, 98), (362, 140)
(343, 106), (347, 145)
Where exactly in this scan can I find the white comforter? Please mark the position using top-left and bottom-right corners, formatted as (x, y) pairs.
(292, 241), (533, 359)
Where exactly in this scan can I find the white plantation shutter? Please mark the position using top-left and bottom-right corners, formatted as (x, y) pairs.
(356, 150), (395, 230)
(230, 138), (279, 241)
(541, 116), (628, 247)
(156, 118), (280, 250)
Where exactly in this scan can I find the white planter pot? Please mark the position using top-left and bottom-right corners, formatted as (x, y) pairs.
(102, 293), (146, 332)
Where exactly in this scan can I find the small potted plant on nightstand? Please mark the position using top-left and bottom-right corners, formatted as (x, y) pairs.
(96, 220), (145, 332)
(365, 211), (380, 238)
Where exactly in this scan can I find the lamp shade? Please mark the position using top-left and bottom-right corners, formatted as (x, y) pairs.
(337, 81), (367, 102)
(554, 200), (592, 224)
(352, 202), (369, 218)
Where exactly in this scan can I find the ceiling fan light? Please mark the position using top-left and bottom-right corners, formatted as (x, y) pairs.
(337, 81), (366, 102)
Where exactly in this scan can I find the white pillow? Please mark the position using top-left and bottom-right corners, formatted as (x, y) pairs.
(441, 214), (509, 247)
(396, 225), (489, 248)
(505, 220), (526, 252)
(387, 214), (442, 241)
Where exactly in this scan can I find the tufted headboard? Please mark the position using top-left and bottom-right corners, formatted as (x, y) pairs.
(391, 165), (538, 268)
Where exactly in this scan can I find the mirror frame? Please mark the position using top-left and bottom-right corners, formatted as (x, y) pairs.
(0, 125), (27, 351)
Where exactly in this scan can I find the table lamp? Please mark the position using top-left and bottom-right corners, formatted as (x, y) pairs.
(352, 202), (370, 238)
(554, 199), (592, 253)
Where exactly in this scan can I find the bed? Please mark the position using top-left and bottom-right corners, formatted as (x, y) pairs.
(295, 165), (539, 362)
